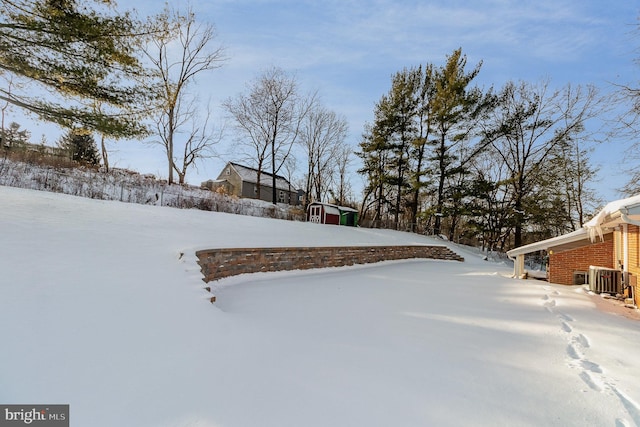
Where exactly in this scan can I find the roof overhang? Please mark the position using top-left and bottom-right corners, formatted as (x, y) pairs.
(583, 195), (640, 241)
(507, 228), (590, 257)
(324, 205), (340, 215)
(308, 201), (356, 215)
(507, 194), (640, 258)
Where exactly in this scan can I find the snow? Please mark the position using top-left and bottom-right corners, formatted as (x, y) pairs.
(2, 186), (640, 427)
(584, 194), (640, 242)
(584, 194), (640, 228)
(0, 158), (304, 221)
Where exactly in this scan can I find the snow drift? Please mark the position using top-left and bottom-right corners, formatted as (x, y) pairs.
(1, 186), (640, 427)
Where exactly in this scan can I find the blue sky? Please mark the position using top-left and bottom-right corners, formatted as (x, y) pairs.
(13, 0), (640, 203)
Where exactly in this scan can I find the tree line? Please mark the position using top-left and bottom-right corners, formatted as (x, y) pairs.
(3, 1), (640, 250)
(358, 48), (604, 250)
(0, 0), (353, 209)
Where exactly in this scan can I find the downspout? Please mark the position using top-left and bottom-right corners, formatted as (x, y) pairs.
(623, 224), (629, 275)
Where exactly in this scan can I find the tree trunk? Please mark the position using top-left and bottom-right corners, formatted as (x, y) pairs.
(434, 138), (446, 236)
(271, 140), (277, 204)
(100, 134), (109, 172)
(411, 144), (426, 226)
(514, 195), (523, 247)
(256, 169), (262, 200)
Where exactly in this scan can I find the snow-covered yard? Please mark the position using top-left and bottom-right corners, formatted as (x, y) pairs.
(1, 186), (640, 427)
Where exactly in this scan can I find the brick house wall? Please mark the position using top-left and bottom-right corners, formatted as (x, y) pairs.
(548, 234), (614, 285)
(548, 227), (640, 305)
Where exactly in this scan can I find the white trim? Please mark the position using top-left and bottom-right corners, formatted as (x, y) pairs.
(507, 194), (640, 280)
(506, 228), (589, 257)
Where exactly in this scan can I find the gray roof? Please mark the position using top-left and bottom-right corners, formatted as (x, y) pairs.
(229, 162), (294, 192)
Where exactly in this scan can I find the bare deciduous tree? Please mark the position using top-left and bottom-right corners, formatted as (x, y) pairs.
(144, 6), (225, 184)
(224, 67), (315, 203)
(331, 142), (354, 206)
(300, 105), (348, 207)
(611, 67), (640, 195)
(487, 80), (601, 246)
(172, 100), (222, 184)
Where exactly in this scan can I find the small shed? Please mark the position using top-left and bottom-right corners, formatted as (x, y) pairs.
(339, 206), (359, 227)
(307, 202), (340, 225)
(307, 202), (358, 226)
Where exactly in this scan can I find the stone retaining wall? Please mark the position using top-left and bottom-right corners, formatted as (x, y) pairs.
(196, 245), (464, 284)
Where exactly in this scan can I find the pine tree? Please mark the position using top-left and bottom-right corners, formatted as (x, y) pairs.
(1, 122), (30, 148)
(57, 129), (100, 165)
(379, 68), (420, 228)
(357, 123), (392, 224)
(428, 48), (490, 237)
(357, 50), (493, 233)
(0, 0), (151, 137)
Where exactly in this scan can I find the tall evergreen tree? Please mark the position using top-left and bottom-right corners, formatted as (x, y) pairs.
(357, 50), (492, 233)
(408, 64), (436, 226)
(428, 48), (490, 237)
(358, 122), (392, 224)
(380, 68), (420, 227)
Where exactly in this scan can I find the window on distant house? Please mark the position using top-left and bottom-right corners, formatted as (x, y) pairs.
(226, 168), (230, 175)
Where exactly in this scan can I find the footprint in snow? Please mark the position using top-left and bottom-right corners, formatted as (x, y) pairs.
(561, 322), (573, 333)
(579, 371), (604, 392)
(611, 387), (640, 426)
(542, 294), (550, 300)
(557, 313), (575, 322)
(581, 360), (603, 374)
(552, 290), (560, 296)
(567, 343), (583, 360)
(543, 299), (556, 308)
(575, 334), (590, 348)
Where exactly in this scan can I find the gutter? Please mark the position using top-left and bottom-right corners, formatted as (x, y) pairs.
(621, 210), (640, 227)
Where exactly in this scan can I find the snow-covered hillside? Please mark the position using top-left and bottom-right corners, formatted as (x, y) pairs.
(0, 157), (304, 221)
(2, 186), (640, 427)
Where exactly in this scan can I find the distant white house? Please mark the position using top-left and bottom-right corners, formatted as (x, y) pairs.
(201, 162), (302, 205)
